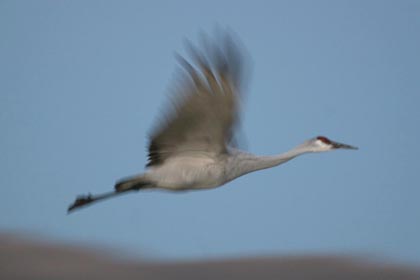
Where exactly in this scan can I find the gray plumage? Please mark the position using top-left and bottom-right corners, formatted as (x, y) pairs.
(148, 36), (243, 167)
(68, 33), (357, 213)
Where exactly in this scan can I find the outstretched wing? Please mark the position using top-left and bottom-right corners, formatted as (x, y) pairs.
(147, 34), (246, 167)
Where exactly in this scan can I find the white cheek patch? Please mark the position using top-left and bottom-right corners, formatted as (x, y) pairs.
(315, 139), (331, 150)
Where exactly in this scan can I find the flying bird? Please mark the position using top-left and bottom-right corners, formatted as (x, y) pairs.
(68, 34), (357, 213)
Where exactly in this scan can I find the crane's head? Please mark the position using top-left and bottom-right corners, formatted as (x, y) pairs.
(306, 136), (358, 152)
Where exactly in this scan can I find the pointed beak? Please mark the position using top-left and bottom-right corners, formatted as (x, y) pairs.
(331, 141), (358, 150)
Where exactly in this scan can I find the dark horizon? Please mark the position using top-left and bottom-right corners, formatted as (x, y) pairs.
(1, 233), (419, 280)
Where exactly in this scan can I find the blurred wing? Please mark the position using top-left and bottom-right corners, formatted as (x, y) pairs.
(147, 35), (246, 167)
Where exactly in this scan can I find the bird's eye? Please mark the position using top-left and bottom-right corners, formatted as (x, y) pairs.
(316, 136), (331, 144)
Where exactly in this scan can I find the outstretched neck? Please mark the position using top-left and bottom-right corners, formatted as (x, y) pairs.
(228, 144), (312, 180)
(253, 145), (311, 171)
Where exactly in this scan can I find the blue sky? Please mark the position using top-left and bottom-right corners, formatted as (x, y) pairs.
(1, 0), (419, 264)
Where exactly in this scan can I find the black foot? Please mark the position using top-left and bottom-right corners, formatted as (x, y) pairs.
(68, 194), (94, 213)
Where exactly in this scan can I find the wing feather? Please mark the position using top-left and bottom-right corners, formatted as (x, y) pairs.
(147, 34), (245, 167)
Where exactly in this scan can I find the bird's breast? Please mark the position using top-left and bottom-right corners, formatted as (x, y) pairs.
(145, 155), (226, 190)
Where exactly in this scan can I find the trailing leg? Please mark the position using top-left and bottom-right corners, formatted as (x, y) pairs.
(114, 176), (151, 192)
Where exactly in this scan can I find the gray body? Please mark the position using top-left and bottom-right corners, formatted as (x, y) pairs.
(68, 33), (356, 213)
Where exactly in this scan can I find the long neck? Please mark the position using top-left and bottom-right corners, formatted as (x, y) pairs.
(228, 145), (312, 181)
(254, 145), (311, 170)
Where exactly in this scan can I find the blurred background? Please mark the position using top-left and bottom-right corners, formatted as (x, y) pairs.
(1, 0), (419, 274)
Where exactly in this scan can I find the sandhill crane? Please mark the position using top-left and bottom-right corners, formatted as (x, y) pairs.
(68, 34), (357, 213)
